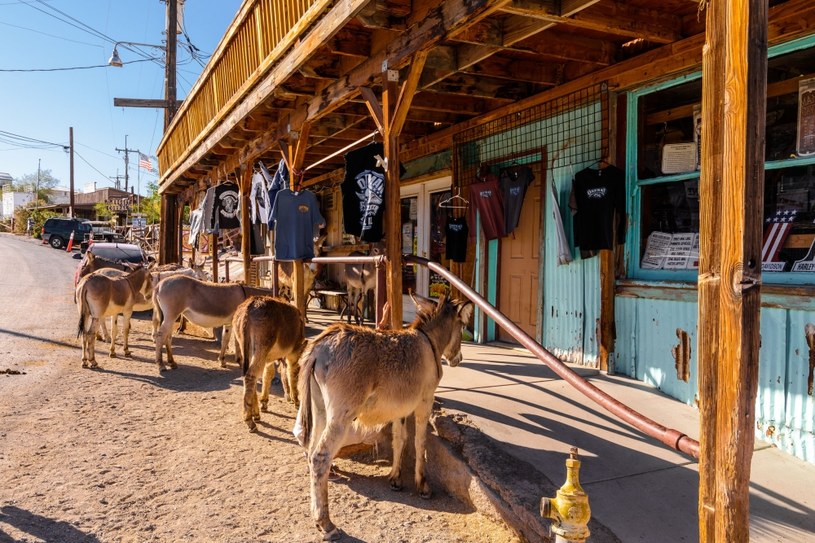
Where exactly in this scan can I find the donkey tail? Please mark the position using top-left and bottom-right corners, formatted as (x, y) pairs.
(298, 339), (319, 447)
(77, 286), (89, 339)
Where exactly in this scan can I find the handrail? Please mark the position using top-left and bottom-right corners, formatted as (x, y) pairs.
(404, 254), (701, 459)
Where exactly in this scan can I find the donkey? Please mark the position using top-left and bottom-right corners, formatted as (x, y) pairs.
(152, 275), (272, 371)
(231, 296), (307, 432)
(76, 266), (153, 368)
(77, 267), (153, 343)
(344, 243), (383, 325)
(298, 294), (474, 540)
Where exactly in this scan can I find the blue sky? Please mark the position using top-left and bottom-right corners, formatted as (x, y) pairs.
(0, 0), (242, 195)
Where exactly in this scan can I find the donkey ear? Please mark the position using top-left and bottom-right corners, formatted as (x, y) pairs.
(409, 290), (436, 314)
(457, 300), (474, 324)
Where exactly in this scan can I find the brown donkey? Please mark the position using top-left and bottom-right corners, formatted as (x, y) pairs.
(76, 266), (153, 368)
(231, 296), (307, 432)
(298, 294), (473, 540)
(152, 275), (272, 371)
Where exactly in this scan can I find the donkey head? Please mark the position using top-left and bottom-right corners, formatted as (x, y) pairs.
(410, 292), (473, 367)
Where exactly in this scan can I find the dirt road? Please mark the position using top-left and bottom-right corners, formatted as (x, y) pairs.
(0, 234), (519, 543)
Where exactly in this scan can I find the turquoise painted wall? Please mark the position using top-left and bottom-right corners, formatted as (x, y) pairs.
(615, 293), (815, 464)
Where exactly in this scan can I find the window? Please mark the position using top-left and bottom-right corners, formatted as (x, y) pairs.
(628, 37), (815, 284)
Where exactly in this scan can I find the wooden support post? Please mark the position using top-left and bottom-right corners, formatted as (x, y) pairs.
(210, 232), (219, 282)
(382, 67), (402, 329)
(159, 194), (179, 265)
(240, 165), (253, 284)
(599, 248), (615, 372)
(697, 1), (767, 542)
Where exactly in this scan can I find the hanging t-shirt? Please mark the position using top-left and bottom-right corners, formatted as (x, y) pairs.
(500, 165), (534, 235)
(468, 175), (506, 240)
(342, 142), (385, 242)
(269, 189), (325, 260)
(445, 215), (468, 262)
(264, 159), (288, 230)
(570, 165), (626, 252)
(250, 171), (271, 225)
(188, 207), (204, 250)
(201, 186), (216, 233)
(212, 182), (241, 230)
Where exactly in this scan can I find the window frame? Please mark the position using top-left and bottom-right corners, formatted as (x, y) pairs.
(625, 34), (815, 285)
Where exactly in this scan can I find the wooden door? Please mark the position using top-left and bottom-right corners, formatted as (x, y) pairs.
(498, 163), (542, 342)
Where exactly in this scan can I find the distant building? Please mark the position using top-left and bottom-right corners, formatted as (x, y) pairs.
(1, 191), (34, 219)
(0, 172), (12, 187)
(48, 187), (71, 205)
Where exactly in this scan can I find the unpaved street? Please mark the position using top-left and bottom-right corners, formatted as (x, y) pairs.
(0, 234), (518, 543)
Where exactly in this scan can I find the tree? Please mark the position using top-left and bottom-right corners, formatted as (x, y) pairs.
(14, 169), (60, 204)
(140, 181), (161, 224)
(94, 202), (113, 220)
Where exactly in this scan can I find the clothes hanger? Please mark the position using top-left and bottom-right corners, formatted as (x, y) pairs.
(438, 187), (470, 209)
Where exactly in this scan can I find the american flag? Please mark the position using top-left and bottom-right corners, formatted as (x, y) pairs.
(138, 152), (153, 172)
(761, 209), (797, 263)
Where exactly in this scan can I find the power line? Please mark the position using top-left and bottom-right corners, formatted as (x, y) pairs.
(73, 150), (113, 182)
(0, 57), (158, 72)
(0, 20), (102, 47)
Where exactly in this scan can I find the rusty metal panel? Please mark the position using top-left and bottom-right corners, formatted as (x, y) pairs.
(613, 296), (698, 404)
(541, 163), (599, 366)
(755, 308), (789, 453)
(774, 310), (815, 463)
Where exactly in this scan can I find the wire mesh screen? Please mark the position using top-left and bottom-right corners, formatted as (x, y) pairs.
(453, 83), (608, 187)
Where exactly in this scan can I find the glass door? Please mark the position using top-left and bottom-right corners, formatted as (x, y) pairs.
(400, 177), (452, 322)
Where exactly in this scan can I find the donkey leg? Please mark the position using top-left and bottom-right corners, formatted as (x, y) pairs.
(155, 317), (175, 371)
(108, 315), (118, 358)
(243, 363), (260, 432)
(413, 401), (434, 498)
(388, 417), (408, 491)
(87, 318), (100, 369)
(285, 353), (300, 406)
(260, 361), (276, 412)
(121, 311), (133, 357)
(309, 420), (347, 540)
(218, 325), (232, 367)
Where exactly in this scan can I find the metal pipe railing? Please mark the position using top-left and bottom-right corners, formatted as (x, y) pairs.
(404, 254), (700, 459)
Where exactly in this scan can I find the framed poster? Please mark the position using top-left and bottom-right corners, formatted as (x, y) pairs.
(798, 77), (815, 156)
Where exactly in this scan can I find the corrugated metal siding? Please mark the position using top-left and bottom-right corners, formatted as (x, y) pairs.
(617, 296), (815, 463)
(614, 296), (699, 404)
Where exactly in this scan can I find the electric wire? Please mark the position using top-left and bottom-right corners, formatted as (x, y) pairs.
(0, 57), (158, 72)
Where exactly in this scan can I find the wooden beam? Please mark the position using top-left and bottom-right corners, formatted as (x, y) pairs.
(697, 1), (767, 542)
(391, 50), (429, 135)
(382, 67), (403, 329)
(360, 87), (385, 133)
(240, 165), (253, 284)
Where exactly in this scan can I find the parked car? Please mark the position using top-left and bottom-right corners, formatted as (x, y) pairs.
(79, 221), (125, 253)
(73, 242), (151, 287)
(41, 217), (92, 250)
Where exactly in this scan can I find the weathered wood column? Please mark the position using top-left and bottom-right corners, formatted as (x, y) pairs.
(240, 165), (253, 284)
(697, 1), (767, 541)
(159, 193), (179, 264)
(362, 52), (427, 329)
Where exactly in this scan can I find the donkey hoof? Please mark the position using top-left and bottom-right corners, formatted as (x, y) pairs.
(124, 350), (132, 358)
(389, 480), (403, 492)
(109, 352), (117, 359)
(318, 523), (341, 541)
(82, 361), (89, 369)
(247, 422), (258, 433)
(419, 488), (433, 500)
(252, 414), (261, 422)
(260, 403), (269, 413)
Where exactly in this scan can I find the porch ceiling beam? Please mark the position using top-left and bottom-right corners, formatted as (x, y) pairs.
(460, 54), (562, 85)
(502, 0), (683, 44)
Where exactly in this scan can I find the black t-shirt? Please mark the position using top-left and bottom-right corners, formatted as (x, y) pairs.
(571, 165), (626, 251)
(445, 215), (468, 262)
(342, 142), (385, 242)
(213, 182), (241, 230)
(500, 166), (534, 235)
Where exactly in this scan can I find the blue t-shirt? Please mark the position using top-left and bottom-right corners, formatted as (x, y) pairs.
(269, 189), (325, 260)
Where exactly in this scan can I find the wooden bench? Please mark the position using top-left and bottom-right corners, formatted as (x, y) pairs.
(310, 289), (350, 318)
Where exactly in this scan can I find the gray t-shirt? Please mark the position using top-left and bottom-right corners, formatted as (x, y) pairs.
(269, 189), (325, 260)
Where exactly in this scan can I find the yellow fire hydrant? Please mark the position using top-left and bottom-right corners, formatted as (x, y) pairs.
(540, 447), (591, 543)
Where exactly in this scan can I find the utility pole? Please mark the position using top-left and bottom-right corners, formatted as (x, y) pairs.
(36, 158), (40, 212)
(115, 135), (138, 192)
(69, 126), (75, 218)
(165, 0), (178, 129)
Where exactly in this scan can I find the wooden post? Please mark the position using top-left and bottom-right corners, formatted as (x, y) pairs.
(697, 1), (767, 541)
(382, 67), (403, 329)
(363, 52), (427, 329)
(159, 194), (179, 264)
(210, 232), (219, 282)
(240, 165), (253, 284)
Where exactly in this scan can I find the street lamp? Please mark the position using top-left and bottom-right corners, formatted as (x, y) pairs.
(107, 41), (166, 68)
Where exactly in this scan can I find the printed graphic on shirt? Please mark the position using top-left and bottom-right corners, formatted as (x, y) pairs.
(355, 169), (384, 234)
(218, 189), (239, 219)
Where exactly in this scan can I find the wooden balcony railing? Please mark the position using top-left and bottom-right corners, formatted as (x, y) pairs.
(157, 0), (327, 183)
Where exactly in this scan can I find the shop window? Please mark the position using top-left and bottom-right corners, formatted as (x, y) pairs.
(630, 40), (815, 282)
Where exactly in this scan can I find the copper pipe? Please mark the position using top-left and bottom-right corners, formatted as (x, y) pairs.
(405, 255), (700, 459)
